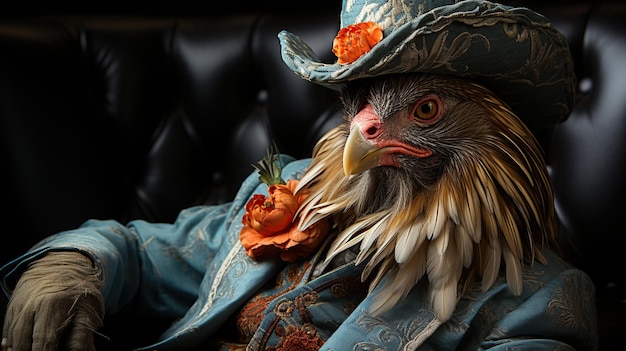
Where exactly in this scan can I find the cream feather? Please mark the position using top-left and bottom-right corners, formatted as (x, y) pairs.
(423, 192), (448, 240)
(370, 242), (428, 314)
(427, 232), (461, 321)
(326, 211), (389, 263)
(395, 220), (427, 264)
(426, 228), (453, 287)
(429, 276), (459, 322)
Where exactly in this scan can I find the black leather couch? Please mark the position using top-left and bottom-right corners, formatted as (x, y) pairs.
(0, 1), (623, 349)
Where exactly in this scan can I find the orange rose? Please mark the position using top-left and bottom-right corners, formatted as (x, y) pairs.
(332, 21), (383, 64)
(240, 179), (330, 263)
(242, 184), (298, 236)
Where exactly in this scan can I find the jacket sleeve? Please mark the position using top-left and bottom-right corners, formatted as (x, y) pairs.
(0, 155), (309, 318)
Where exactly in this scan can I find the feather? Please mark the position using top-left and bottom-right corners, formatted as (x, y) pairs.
(370, 243), (428, 315)
(362, 244), (393, 283)
(394, 221), (426, 264)
(367, 255), (397, 295)
(481, 205), (499, 246)
(490, 156), (539, 222)
(326, 211), (389, 263)
(426, 229), (454, 288)
(393, 197), (428, 263)
(479, 236), (501, 291)
(446, 186), (460, 226)
(458, 174), (482, 243)
(473, 162), (495, 214)
(502, 241), (523, 295)
(495, 205), (523, 258)
(358, 229), (396, 273)
(357, 212), (393, 260)
(429, 277), (458, 321)
(295, 160), (326, 193)
(426, 225), (461, 321)
(297, 191), (326, 230)
(423, 193), (447, 240)
(455, 224), (474, 268)
(497, 131), (534, 183)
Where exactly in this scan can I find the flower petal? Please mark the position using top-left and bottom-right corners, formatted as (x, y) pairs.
(239, 177), (332, 262)
(332, 22), (383, 64)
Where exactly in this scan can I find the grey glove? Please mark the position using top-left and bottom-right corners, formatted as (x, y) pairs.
(2, 251), (105, 351)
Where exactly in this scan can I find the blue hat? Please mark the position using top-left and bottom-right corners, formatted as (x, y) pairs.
(278, 0), (576, 129)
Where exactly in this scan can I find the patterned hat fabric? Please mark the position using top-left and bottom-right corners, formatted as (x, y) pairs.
(278, 0), (576, 130)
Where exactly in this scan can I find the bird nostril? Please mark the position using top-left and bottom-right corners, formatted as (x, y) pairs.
(352, 104), (382, 139)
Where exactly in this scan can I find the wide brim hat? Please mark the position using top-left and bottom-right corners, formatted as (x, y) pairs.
(278, 0), (576, 130)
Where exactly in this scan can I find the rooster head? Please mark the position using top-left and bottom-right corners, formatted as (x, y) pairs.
(296, 73), (559, 322)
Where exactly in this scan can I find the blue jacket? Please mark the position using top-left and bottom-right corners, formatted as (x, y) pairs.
(1, 157), (599, 350)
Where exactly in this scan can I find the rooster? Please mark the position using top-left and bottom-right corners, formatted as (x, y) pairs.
(294, 72), (559, 322)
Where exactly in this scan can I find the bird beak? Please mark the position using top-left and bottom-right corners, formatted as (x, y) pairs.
(343, 125), (386, 176)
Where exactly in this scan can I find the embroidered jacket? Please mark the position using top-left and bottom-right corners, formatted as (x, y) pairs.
(0, 157), (598, 351)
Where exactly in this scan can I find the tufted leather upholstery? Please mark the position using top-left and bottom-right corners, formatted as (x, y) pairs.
(0, 1), (623, 349)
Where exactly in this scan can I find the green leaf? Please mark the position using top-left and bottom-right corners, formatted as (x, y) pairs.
(252, 142), (285, 186)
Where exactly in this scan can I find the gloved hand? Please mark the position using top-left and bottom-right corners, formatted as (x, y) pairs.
(2, 251), (105, 351)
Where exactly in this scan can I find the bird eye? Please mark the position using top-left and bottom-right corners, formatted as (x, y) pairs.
(412, 96), (441, 122)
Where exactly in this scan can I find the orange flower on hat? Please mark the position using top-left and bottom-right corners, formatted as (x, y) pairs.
(240, 145), (330, 263)
(332, 21), (383, 64)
